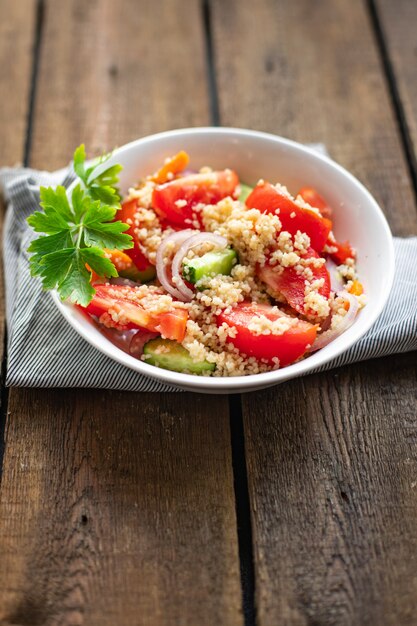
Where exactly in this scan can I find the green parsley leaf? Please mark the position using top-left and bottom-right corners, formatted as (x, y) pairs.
(83, 200), (132, 250)
(28, 186), (75, 234)
(27, 145), (133, 306)
(73, 144), (122, 207)
(89, 163), (123, 187)
(58, 251), (96, 307)
(87, 182), (121, 207)
(27, 231), (73, 277)
(72, 183), (88, 221)
(37, 248), (76, 291)
(73, 144), (87, 183)
(80, 247), (119, 278)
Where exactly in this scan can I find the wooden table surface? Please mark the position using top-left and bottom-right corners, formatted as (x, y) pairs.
(0, 1), (416, 624)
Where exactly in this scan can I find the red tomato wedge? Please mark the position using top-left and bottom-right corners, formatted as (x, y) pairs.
(298, 187), (333, 219)
(118, 199), (155, 272)
(246, 182), (332, 252)
(217, 302), (317, 366)
(152, 169), (239, 227)
(329, 240), (355, 264)
(297, 189), (355, 263)
(84, 284), (188, 341)
(258, 248), (330, 317)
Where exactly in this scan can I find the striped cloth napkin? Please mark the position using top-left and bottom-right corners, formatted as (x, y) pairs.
(1, 154), (416, 392)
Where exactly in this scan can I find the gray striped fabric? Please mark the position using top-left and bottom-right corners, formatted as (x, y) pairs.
(0, 160), (416, 391)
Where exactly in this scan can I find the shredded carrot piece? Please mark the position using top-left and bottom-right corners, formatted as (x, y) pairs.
(150, 151), (190, 184)
(342, 281), (364, 309)
(349, 280), (364, 296)
(86, 249), (134, 284)
(85, 264), (100, 284)
(103, 248), (134, 272)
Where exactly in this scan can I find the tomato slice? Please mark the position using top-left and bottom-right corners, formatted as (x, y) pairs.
(329, 240), (355, 264)
(217, 302), (317, 366)
(258, 247), (330, 317)
(84, 284), (188, 341)
(118, 199), (155, 271)
(298, 187), (333, 219)
(152, 169), (239, 227)
(246, 182), (332, 252)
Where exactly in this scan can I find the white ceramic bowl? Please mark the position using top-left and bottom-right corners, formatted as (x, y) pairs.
(52, 128), (394, 394)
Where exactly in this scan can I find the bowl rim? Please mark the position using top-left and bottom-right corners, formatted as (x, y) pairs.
(53, 126), (395, 392)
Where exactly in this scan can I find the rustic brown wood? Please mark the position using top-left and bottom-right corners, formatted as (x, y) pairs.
(375, 0), (417, 176)
(243, 354), (417, 625)
(30, 0), (210, 169)
(0, 0), (35, 168)
(0, 389), (242, 625)
(212, 0), (417, 237)
(211, 0), (417, 623)
(0, 0), (37, 363)
(0, 1), (242, 624)
(2, 0), (417, 623)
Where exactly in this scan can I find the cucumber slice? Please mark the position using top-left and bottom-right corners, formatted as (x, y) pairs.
(238, 183), (253, 203)
(143, 338), (215, 374)
(182, 248), (237, 284)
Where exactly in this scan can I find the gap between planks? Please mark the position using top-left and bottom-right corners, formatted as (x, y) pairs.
(202, 0), (257, 623)
(0, 0), (45, 484)
(367, 0), (417, 206)
(0, 0), (244, 620)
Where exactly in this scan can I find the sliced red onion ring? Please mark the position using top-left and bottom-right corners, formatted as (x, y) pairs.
(156, 230), (196, 301)
(129, 331), (159, 358)
(101, 328), (158, 358)
(110, 276), (139, 287)
(325, 258), (344, 292)
(101, 328), (139, 353)
(309, 290), (360, 352)
(171, 232), (228, 301)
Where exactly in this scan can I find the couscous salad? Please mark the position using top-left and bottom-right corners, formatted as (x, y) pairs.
(28, 147), (365, 376)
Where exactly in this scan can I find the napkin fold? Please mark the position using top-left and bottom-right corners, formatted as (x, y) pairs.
(1, 153), (416, 392)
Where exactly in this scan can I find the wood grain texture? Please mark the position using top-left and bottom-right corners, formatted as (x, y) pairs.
(0, 390), (241, 625)
(375, 0), (417, 178)
(243, 353), (417, 625)
(0, 1), (242, 624)
(211, 0), (417, 623)
(30, 0), (210, 169)
(211, 0), (417, 236)
(0, 0), (36, 369)
(0, 0), (35, 167)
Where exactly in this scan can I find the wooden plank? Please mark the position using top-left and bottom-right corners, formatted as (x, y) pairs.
(0, 0), (37, 361)
(211, 0), (417, 623)
(243, 354), (417, 625)
(212, 0), (417, 237)
(0, 389), (241, 625)
(375, 0), (417, 176)
(0, 0), (36, 167)
(0, 1), (243, 624)
(30, 0), (210, 168)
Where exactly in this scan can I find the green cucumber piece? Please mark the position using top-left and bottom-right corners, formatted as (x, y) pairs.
(143, 338), (215, 374)
(238, 183), (253, 203)
(119, 264), (156, 283)
(182, 248), (237, 284)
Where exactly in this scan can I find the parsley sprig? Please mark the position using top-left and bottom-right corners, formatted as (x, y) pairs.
(27, 145), (133, 306)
